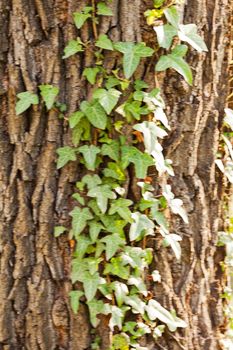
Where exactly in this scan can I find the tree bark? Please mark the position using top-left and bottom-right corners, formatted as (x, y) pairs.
(0, 0), (230, 349)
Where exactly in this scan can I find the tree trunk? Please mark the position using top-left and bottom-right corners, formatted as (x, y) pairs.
(0, 0), (230, 349)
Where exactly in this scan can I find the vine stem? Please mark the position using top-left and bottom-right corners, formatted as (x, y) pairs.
(91, 0), (98, 40)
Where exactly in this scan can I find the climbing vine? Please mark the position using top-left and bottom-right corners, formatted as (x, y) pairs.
(15, 0), (207, 349)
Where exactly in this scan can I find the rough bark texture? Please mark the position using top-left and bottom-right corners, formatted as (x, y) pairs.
(0, 0), (230, 349)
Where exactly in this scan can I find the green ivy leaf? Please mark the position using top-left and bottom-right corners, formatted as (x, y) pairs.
(88, 221), (104, 242)
(97, 2), (113, 16)
(71, 259), (88, 283)
(70, 207), (93, 237)
(124, 101), (149, 120)
(104, 257), (130, 280)
(82, 174), (102, 189)
(105, 76), (122, 89)
(80, 100), (107, 129)
(101, 140), (120, 162)
(39, 84), (59, 110)
(83, 67), (100, 84)
(71, 118), (89, 146)
(63, 40), (84, 59)
(155, 50), (193, 85)
(78, 145), (101, 171)
(73, 8), (92, 29)
(69, 290), (84, 314)
(74, 235), (92, 259)
(93, 88), (121, 114)
(54, 226), (66, 237)
(96, 34), (114, 50)
(69, 111), (85, 128)
(121, 145), (154, 179)
(87, 299), (110, 327)
(101, 233), (126, 260)
(112, 334), (130, 350)
(79, 271), (105, 301)
(87, 185), (116, 214)
(134, 80), (149, 91)
(164, 6), (179, 28)
(154, 24), (177, 49)
(178, 24), (208, 52)
(16, 91), (39, 115)
(114, 42), (154, 79)
(109, 198), (133, 223)
(56, 146), (77, 169)
(154, 0), (165, 8)
(103, 162), (126, 181)
(129, 212), (155, 241)
(72, 193), (85, 205)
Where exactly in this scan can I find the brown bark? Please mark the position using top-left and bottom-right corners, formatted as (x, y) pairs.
(0, 0), (230, 349)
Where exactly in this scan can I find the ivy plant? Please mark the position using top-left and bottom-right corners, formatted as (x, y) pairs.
(15, 0), (209, 349)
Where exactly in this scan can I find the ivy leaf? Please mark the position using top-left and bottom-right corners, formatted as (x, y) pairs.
(87, 299), (110, 327)
(128, 276), (147, 296)
(82, 174), (102, 189)
(16, 91), (39, 115)
(80, 100), (107, 129)
(112, 282), (129, 307)
(96, 34), (114, 50)
(73, 8), (92, 29)
(88, 221), (104, 243)
(69, 111), (84, 128)
(114, 42), (154, 79)
(83, 67), (100, 84)
(164, 6), (179, 28)
(172, 44), (188, 57)
(101, 216), (127, 236)
(74, 235), (92, 260)
(109, 198), (133, 223)
(63, 40), (84, 59)
(78, 145), (101, 171)
(225, 108), (233, 130)
(112, 334), (130, 350)
(97, 2), (113, 16)
(121, 246), (150, 270)
(154, 24), (177, 49)
(109, 305), (128, 331)
(71, 118), (90, 146)
(69, 290), (84, 314)
(124, 295), (146, 315)
(133, 121), (167, 154)
(72, 193), (85, 205)
(54, 226), (66, 237)
(156, 50), (193, 85)
(101, 233), (126, 260)
(164, 234), (182, 260)
(162, 184), (189, 223)
(56, 146), (77, 169)
(39, 84), (59, 110)
(103, 162), (126, 181)
(70, 207), (93, 237)
(121, 145), (154, 179)
(93, 88), (121, 114)
(79, 271), (105, 301)
(124, 101), (149, 120)
(104, 257), (130, 280)
(129, 212), (155, 241)
(101, 140), (120, 162)
(178, 24), (208, 52)
(146, 299), (187, 332)
(87, 185), (116, 214)
(71, 259), (88, 283)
